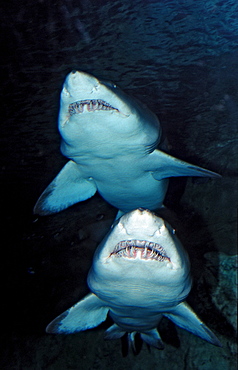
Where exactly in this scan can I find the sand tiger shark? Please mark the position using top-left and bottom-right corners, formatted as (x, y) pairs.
(46, 209), (221, 350)
(34, 71), (220, 217)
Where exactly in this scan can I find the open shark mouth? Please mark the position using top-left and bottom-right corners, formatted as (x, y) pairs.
(69, 99), (119, 115)
(110, 240), (170, 262)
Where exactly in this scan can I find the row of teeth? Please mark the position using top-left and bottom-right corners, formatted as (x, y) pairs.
(110, 240), (170, 262)
(68, 99), (118, 115)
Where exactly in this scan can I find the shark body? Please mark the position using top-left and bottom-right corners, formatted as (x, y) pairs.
(46, 209), (221, 350)
(34, 71), (220, 217)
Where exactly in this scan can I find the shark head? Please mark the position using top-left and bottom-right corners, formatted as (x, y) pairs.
(58, 71), (161, 157)
(88, 208), (192, 309)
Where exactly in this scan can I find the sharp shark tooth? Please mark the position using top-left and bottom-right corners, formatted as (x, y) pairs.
(68, 99), (119, 115)
(110, 239), (170, 261)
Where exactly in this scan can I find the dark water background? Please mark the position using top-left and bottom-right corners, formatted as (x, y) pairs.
(0, 1), (237, 369)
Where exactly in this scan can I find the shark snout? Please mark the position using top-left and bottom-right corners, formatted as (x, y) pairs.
(68, 71), (99, 90)
(119, 209), (163, 237)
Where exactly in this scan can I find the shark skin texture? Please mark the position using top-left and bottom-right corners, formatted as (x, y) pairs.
(34, 71), (220, 217)
(46, 209), (222, 351)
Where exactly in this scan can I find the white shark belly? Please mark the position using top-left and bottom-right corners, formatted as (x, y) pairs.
(109, 307), (163, 332)
(97, 175), (168, 212)
(74, 156), (169, 212)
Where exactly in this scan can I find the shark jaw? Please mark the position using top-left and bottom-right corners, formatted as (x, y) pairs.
(109, 239), (171, 262)
(68, 99), (119, 115)
(58, 70), (161, 150)
(90, 209), (189, 295)
(60, 71), (133, 119)
(100, 209), (179, 267)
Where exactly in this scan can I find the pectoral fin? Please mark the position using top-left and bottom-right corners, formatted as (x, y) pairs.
(151, 150), (221, 180)
(34, 160), (97, 215)
(164, 302), (222, 346)
(46, 293), (109, 334)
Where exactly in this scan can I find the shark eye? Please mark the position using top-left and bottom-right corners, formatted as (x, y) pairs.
(102, 81), (117, 89)
(166, 223), (176, 235)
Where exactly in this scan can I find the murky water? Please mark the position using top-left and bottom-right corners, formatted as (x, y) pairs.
(1, 1), (237, 369)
